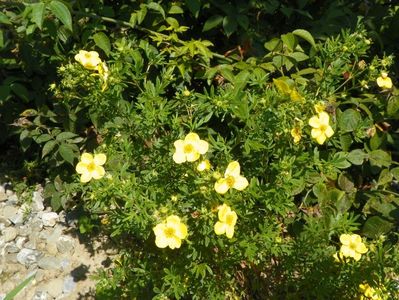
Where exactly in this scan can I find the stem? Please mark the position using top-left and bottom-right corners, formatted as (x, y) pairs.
(73, 11), (233, 63)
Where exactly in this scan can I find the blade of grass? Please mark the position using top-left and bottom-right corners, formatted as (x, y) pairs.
(4, 272), (36, 300)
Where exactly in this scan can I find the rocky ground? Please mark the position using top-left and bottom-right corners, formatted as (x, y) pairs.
(0, 184), (115, 300)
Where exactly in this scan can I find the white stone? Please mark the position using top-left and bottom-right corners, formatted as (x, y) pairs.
(44, 278), (64, 298)
(5, 189), (13, 196)
(16, 248), (42, 267)
(15, 236), (27, 249)
(32, 191), (44, 212)
(56, 236), (75, 254)
(0, 191), (7, 202)
(63, 275), (76, 294)
(41, 212), (58, 227)
(2, 227), (17, 242)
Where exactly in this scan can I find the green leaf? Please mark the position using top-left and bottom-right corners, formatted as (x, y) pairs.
(222, 15), (237, 37)
(10, 83), (30, 103)
(347, 149), (367, 165)
(58, 143), (76, 165)
(338, 108), (361, 132)
(377, 169), (393, 186)
(387, 95), (399, 116)
(236, 15), (249, 30)
(147, 2), (165, 18)
(0, 12), (12, 25)
(202, 15), (223, 32)
(56, 132), (78, 142)
(48, 0), (72, 31)
(287, 52), (309, 62)
(169, 5), (184, 14)
(4, 273), (36, 300)
(330, 152), (351, 169)
(362, 216), (393, 238)
(264, 38), (282, 52)
(184, 0), (201, 18)
(369, 150), (391, 168)
(31, 2), (46, 30)
(93, 32), (111, 55)
(338, 173), (355, 192)
(390, 167), (399, 180)
(292, 29), (316, 48)
(42, 140), (57, 158)
(281, 33), (296, 51)
(0, 29), (3, 48)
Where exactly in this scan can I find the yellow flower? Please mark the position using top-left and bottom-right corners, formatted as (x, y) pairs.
(376, 72), (392, 89)
(153, 215), (188, 249)
(214, 161), (249, 194)
(172, 133), (209, 163)
(308, 111), (334, 145)
(339, 233), (368, 261)
(74, 50), (102, 70)
(314, 102), (325, 113)
(290, 127), (302, 144)
(332, 250), (347, 263)
(197, 159), (211, 172)
(75, 153), (107, 183)
(214, 204), (237, 238)
(359, 283), (383, 300)
(183, 89), (191, 96)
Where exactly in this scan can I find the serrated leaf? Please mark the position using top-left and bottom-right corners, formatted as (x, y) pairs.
(48, 0), (72, 31)
(362, 216), (393, 238)
(56, 132), (78, 141)
(347, 149), (367, 165)
(292, 29), (316, 49)
(369, 150), (391, 168)
(202, 15), (223, 32)
(30, 2), (45, 30)
(338, 108), (361, 132)
(58, 143), (76, 165)
(93, 32), (111, 55)
(42, 140), (57, 158)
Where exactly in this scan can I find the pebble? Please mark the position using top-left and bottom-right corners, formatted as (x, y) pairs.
(57, 235), (75, 254)
(32, 191), (45, 212)
(63, 275), (76, 294)
(32, 291), (48, 300)
(0, 216), (11, 227)
(2, 227), (17, 242)
(38, 256), (61, 270)
(2, 205), (18, 220)
(17, 248), (42, 267)
(42, 212), (59, 227)
(44, 278), (64, 298)
(0, 191), (7, 201)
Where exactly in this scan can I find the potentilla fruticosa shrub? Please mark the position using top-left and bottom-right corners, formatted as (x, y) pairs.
(40, 19), (399, 299)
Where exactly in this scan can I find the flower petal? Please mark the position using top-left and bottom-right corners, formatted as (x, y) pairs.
(233, 175), (249, 191)
(173, 151), (186, 164)
(316, 133), (327, 145)
(153, 223), (166, 236)
(318, 112), (330, 125)
(356, 243), (368, 254)
(195, 140), (209, 154)
(340, 245), (355, 258)
(76, 162), (87, 174)
(325, 126), (334, 138)
(225, 225), (235, 239)
(186, 151), (200, 162)
(81, 153), (93, 164)
(80, 171), (92, 183)
(94, 153), (107, 165)
(168, 236), (182, 249)
(311, 128), (322, 139)
(218, 204), (230, 222)
(166, 215), (181, 224)
(353, 252), (362, 261)
(185, 132), (200, 142)
(340, 234), (351, 245)
(225, 161), (240, 177)
(155, 235), (168, 248)
(175, 223), (188, 239)
(308, 116), (321, 128)
(214, 179), (230, 194)
(214, 221), (226, 235)
(227, 211), (237, 226)
(92, 166), (105, 179)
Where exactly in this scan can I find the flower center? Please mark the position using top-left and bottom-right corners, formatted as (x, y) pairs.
(225, 214), (235, 226)
(183, 144), (194, 154)
(85, 53), (92, 59)
(87, 162), (96, 172)
(349, 241), (358, 251)
(164, 227), (175, 238)
(319, 124), (328, 133)
(226, 176), (235, 187)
